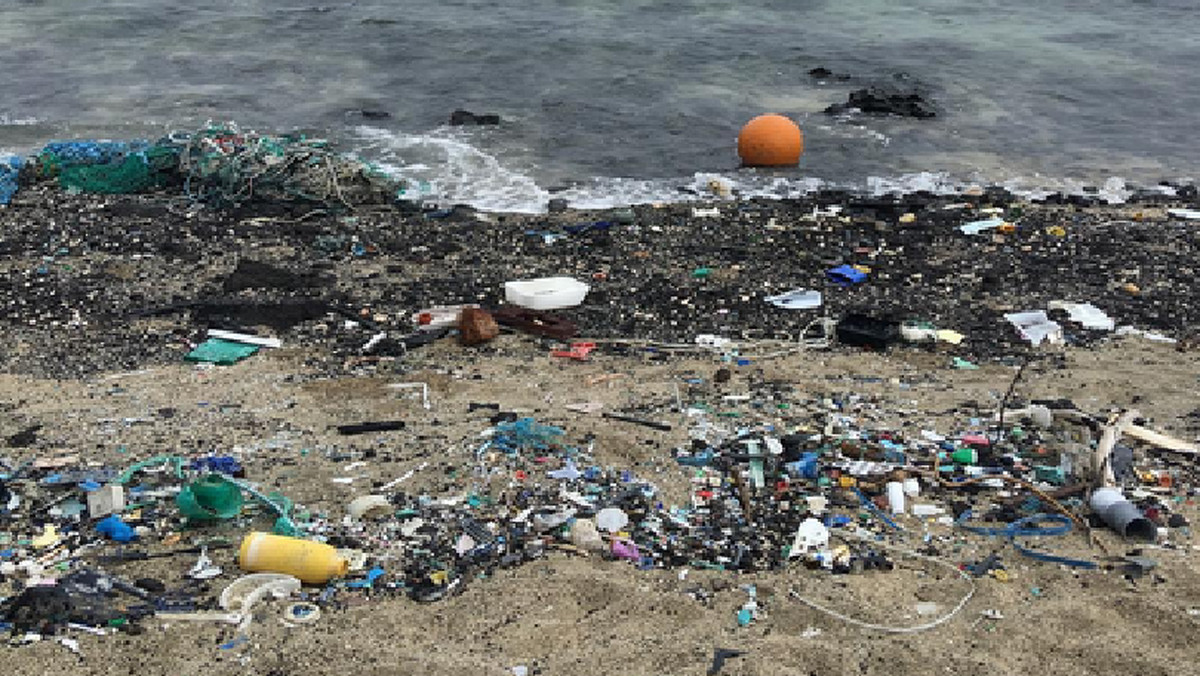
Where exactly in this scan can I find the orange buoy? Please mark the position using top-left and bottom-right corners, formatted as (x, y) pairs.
(737, 114), (804, 167)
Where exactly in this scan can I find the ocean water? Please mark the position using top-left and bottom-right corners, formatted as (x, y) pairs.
(1, 0), (1197, 211)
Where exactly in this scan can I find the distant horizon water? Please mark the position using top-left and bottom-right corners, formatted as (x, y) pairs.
(2, 0), (1197, 211)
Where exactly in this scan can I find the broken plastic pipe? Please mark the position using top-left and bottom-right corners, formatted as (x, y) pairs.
(1089, 488), (1157, 542)
(601, 412), (672, 431)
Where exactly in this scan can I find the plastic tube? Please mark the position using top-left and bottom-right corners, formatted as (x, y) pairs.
(1089, 488), (1157, 542)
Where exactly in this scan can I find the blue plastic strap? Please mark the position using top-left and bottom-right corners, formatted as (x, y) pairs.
(956, 510), (1096, 569)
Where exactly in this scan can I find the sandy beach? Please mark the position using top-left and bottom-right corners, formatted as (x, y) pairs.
(2, 184), (1199, 675)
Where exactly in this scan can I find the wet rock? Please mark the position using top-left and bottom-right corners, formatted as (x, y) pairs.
(449, 110), (501, 126)
(808, 67), (850, 80)
(825, 85), (937, 118)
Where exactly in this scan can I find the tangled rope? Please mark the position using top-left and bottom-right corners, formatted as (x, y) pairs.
(32, 122), (405, 210)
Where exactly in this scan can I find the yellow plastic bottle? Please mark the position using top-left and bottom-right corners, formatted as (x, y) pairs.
(238, 532), (348, 584)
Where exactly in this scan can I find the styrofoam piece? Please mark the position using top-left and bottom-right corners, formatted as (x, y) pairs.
(1047, 301), (1114, 331)
(695, 334), (732, 349)
(900, 322), (937, 342)
(86, 484), (125, 518)
(902, 477), (920, 497)
(960, 218), (1005, 235)
(348, 495), (392, 519)
(206, 329), (282, 348)
(1168, 208), (1200, 220)
(504, 277), (589, 310)
(412, 304), (473, 330)
(764, 289), (822, 310)
(936, 329), (965, 344)
(596, 507), (629, 533)
(911, 504), (945, 517)
(886, 481), (906, 515)
(789, 518), (829, 556)
(1004, 311), (1063, 346)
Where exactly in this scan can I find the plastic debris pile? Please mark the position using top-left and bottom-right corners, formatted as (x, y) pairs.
(3, 370), (1194, 645)
(16, 124), (404, 209)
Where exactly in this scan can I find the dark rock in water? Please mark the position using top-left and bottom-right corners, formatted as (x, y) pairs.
(346, 108), (391, 119)
(547, 198), (569, 213)
(449, 110), (501, 126)
(825, 86), (937, 118)
(808, 67), (850, 80)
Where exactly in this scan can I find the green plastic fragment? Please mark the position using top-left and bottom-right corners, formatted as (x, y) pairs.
(177, 474), (245, 520)
(185, 338), (260, 365)
(1034, 465), (1065, 485)
(951, 357), (979, 370)
(692, 267), (712, 278)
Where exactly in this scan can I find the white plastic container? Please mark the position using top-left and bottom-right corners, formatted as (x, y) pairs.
(886, 481), (906, 515)
(504, 277), (590, 310)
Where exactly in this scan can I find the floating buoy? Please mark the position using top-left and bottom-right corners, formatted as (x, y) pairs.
(737, 114), (804, 167)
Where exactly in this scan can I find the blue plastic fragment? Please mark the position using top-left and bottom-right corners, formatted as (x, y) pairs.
(548, 459), (582, 480)
(0, 154), (23, 205)
(826, 264), (868, 286)
(347, 566), (386, 589)
(675, 450), (714, 467)
(491, 417), (564, 452)
(823, 514), (853, 528)
(190, 456), (243, 475)
(736, 608), (753, 626)
(96, 514), (137, 542)
(785, 452), (821, 479)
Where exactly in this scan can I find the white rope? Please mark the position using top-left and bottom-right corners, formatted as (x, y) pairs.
(789, 532), (976, 634)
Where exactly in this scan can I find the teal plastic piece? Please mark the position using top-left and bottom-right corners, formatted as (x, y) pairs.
(117, 455), (185, 484)
(209, 474), (301, 535)
(1034, 465), (1065, 485)
(177, 473), (245, 520)
(185, 338), (259, 365)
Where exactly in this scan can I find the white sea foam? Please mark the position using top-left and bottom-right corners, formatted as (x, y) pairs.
(353, 127), (1190, 214)
(0, 114), (41, 126)
(354, 125), (548, 213)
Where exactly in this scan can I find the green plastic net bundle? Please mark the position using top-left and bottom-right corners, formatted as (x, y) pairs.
(37, 141), (180, 195)
(33, 124), (404, 210)
(176, 123), (402, 209)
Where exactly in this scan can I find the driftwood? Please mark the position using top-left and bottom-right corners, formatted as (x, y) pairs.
(1001, 406), (1199, 486)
